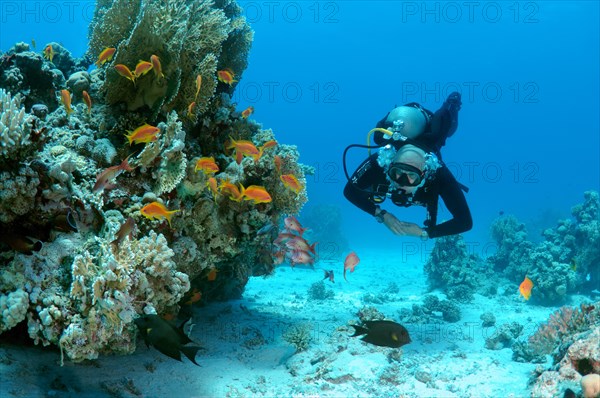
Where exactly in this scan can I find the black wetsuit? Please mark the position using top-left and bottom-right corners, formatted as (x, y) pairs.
(343, 94), (472, 238)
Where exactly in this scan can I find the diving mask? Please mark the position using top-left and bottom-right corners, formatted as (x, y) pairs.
(387, 162), (424, 187)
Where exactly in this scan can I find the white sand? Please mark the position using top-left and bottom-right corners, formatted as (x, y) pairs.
(1, 248), (574, 397)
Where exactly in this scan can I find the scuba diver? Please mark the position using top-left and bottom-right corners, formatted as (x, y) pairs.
(343, 92), (472, 239)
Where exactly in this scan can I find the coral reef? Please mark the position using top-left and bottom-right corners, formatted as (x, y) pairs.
(283, 323), (313, 353)
(424, 235), (490, 302)
(487, 192), (599, 305)
(0, 0), (309, 363)
(307, 281), (334, 301)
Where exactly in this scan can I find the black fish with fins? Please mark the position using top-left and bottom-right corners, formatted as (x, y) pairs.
(350, 320), (411, 348)
(134, 314), (201, 366)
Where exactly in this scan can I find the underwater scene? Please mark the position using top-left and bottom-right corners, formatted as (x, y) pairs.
(0, 1), (599, 397)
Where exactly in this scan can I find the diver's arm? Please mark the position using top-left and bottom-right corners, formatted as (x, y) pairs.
(343, 155), (384, 216)
(425, 167), (472, 238)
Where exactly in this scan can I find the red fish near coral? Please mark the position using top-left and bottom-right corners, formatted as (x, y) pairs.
(217, 69), (236, 85)
(519, 276), (534, 300)
(343, 251), (360, 282)
(195, 157), (219, 175)
(226, 137), (261, 164)
(43, 44), (55, 62)
(195, 74), (202, 100)
(134, 60), (153, 78)
(140, 201), (179, 227)
(219, 181), (244, 202)
(280, 174), (303, 194)
(284, 216), (307, 236)
(206, 177), (219, 201)
(150, 55), (164, 79)
(111, 217), (136, 248)
(125, 123), (160, 145)
(60, 89), (73, 116)
(96, 47), (116, 67)
(241, 106), (254, 119)
(93, 155), (135, 193)
(114, 64), (136, 85)
(241, 185), (272, 204)
(82, 90), (92, 115)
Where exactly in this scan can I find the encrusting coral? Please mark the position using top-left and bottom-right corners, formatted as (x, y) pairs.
(0, 0), (309, 363)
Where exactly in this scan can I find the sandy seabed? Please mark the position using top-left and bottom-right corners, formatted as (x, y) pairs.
(1, 248), (572, 398)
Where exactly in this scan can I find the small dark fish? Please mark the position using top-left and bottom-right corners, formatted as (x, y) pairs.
(350, 320), (411, 348)
(111, 217), (136, 247)
(134, 314), (201, 366)
(323, 270), (334, 283)
(563, 388), (576, 398)
(498, 210), (504, 216)
(0, 234), (42, 255)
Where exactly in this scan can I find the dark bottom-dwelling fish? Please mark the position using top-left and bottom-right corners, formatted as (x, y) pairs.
(134, 314), (201, 366)
(350, 320), (411, 348)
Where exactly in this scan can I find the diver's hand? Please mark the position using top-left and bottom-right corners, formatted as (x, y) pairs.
(382, 213), (423, 237)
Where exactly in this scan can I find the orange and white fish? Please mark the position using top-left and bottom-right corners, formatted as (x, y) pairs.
(288, 249), (314, 267)
(93, 155), (135, 193)
(280, 174), (303, 193)
(125, 123), (160, 145)
(217, 69), (236, 85)
(285, 236), (317, 255)
(241, 106), (254, 119)
(519, 276), (533, 300)
(150, 54), (164, 79)
(241, 185), (272, 204)
(82, 90), (92, 115)
(140, 201), (179, 226)
(219, 181), (244, 202)
(114, 64), (136, 85)
(60, 89), (73, 116)
(96, 47), (116, 67)
(195, 157), (219, 175)
(283, 216), (307, 236)
(43, 44), (54, 62)
(195, 74), (202, 100)
(226, 137), (260, 164)
(134, 60), (153, 78)
(343, 251), (360, 281)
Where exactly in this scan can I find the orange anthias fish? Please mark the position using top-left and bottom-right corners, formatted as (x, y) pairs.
(96, 47), (116, 67)
(283, 216), (307, 236)
(274, 155), (283, 174)
(195, 74), (202, 100)
(241, 106), (254, 119)
(280, 174), (303, 194)
(114, 64), (136, 85)
(519, 276), (534, 300)
(93, 155), (135, 193)
(82, 90), (92, 115)
(150, 55), (164, 79)
(125, 123), (160, 145)
(186, 101), (196, 118)
(217, 69), (236, 85)
(60, 89), (73, 116)
(343, 251), (360, 282)
(219, 181), (244, 202)
(241, 185), (272, 204)
(226, 137), (260, 164)
(140, 202), (179, 226)
(43, 44), (55, 62)
(195, 157), (219, 175)
(262, 140), (278, 150)
(183, 288), (202, 305)
(134, 60), (153, 78)
(207, 268), (218, 281)
(206, 177), (219, 201)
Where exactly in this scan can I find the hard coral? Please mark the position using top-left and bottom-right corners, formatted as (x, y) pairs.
(0, 88), (33, 159)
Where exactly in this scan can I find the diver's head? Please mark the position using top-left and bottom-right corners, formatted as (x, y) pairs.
(383, 106), (428, 140)
(387, 145), (426, 194)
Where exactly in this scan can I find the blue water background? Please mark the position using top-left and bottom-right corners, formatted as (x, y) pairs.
(1, 1), (598, 255)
